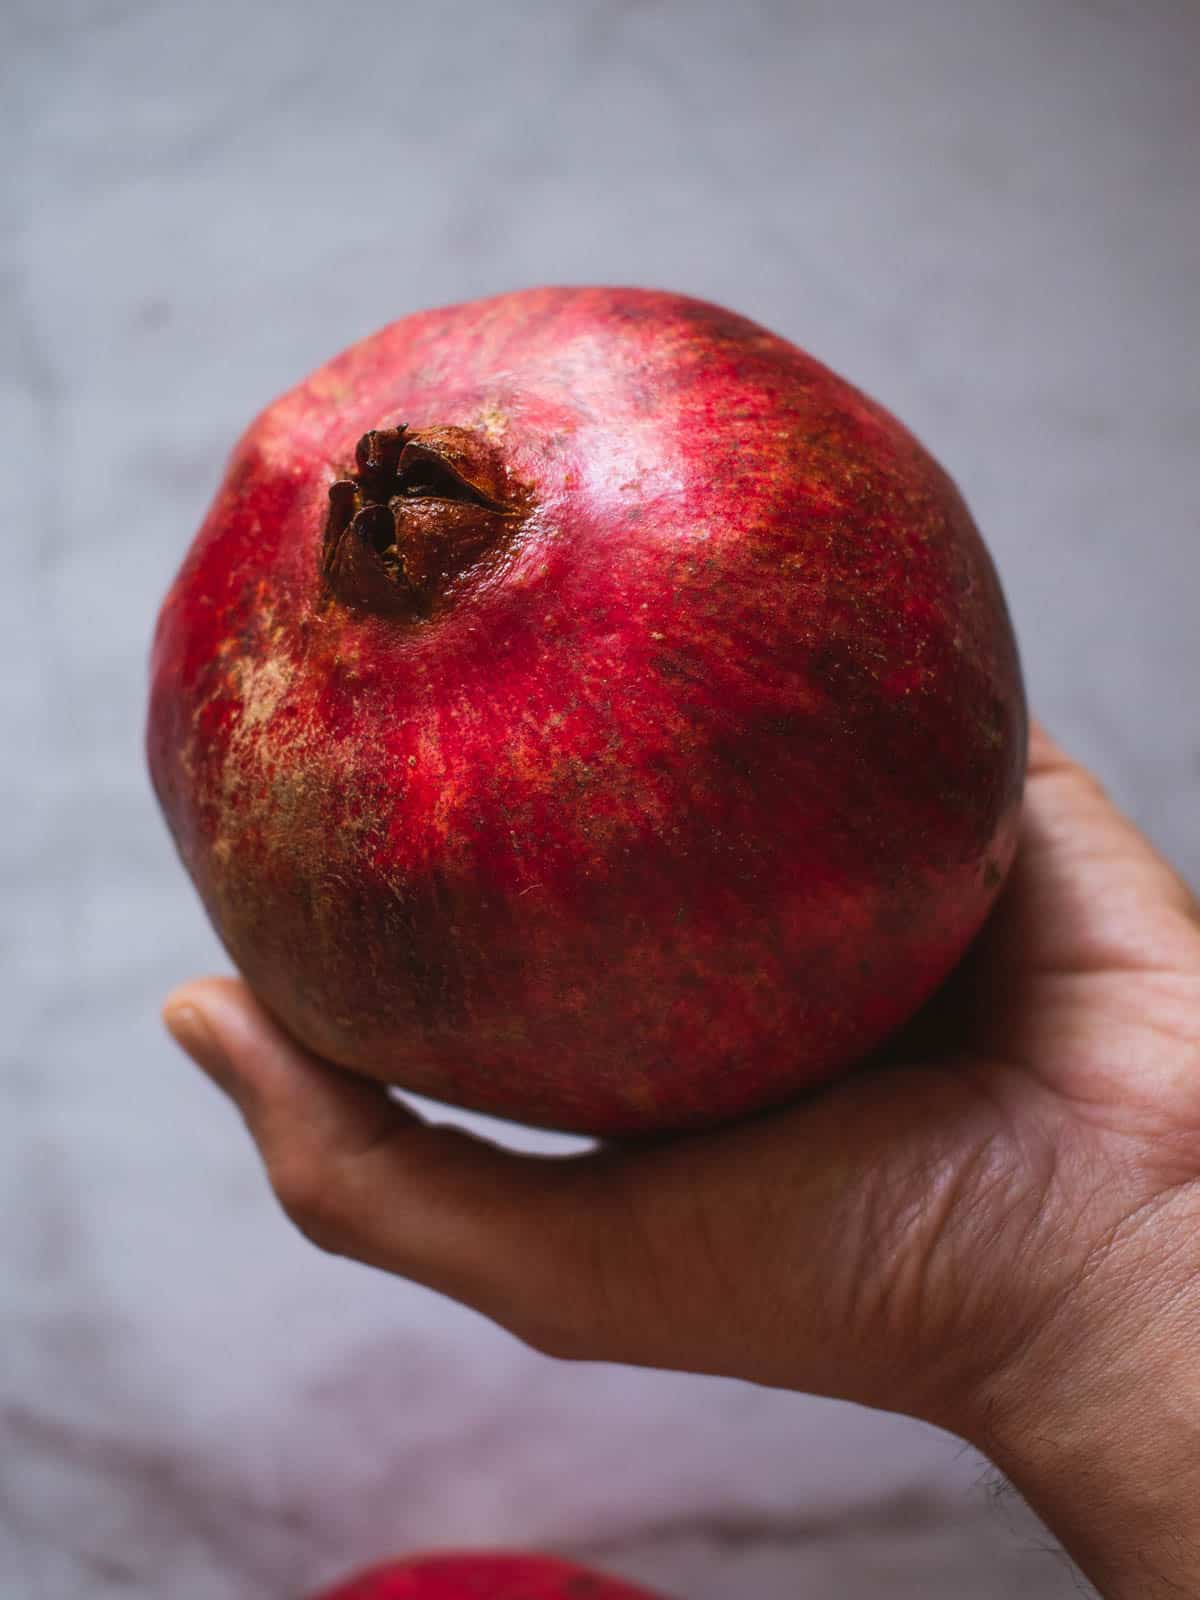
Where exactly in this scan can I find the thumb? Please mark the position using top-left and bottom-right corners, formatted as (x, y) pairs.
(161, 977), (622, 1352)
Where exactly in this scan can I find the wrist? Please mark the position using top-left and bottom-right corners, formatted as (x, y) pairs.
(957, 1274), (1200, 1597)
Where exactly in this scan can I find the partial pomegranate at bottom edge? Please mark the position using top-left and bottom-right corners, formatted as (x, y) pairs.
(306, 1549), (669, 1599)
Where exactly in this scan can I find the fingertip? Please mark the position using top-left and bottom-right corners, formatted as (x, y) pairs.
(163, 974), (253, 1022)
(162, 976), (284, 1108)
(162, 983), (238, 1097)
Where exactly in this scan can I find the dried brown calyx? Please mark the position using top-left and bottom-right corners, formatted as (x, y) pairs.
(321, 425), (523, 616)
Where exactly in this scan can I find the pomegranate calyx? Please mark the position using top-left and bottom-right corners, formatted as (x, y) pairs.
(322, 425), (519, 616)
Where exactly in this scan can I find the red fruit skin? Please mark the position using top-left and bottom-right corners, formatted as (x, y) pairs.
(147, 287), (1026, 1134)
(308, 1551), (665, 1599)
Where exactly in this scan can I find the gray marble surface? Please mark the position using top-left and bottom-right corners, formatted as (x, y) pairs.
(3, 1), (1198, 1595)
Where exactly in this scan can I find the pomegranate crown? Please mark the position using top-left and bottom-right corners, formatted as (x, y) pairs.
(321, 424), (522, 616)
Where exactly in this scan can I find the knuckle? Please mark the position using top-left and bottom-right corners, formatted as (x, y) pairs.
(1036, 746), (1110, 806)
(1076, 765), (1111, 805)
(270, 1156), (350, 1253)
(1066, 757), (1114, 808)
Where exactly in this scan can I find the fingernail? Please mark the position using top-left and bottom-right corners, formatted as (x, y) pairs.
(163, 999), (234, 1097)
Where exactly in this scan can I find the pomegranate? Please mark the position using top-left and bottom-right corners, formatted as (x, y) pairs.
(148, 287), (1026, 1134)
(308, 1550), (665, 1599)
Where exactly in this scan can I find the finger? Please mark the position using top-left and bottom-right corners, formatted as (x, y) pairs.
(1026, 719), (1199, 912)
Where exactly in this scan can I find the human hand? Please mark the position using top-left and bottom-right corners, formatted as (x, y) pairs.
(164, 723), (1200, 1597)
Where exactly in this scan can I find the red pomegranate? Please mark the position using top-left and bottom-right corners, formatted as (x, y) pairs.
(148, 287), (1026, 1134)
(308, 1551), (665, 1599)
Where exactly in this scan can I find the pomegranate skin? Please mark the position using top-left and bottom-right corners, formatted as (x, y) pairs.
(307, 1551), (665, 1599)
(147, 287), (1026, 1134)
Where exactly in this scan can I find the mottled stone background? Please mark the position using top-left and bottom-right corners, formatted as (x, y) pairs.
(3, 1), (1197, 1595)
